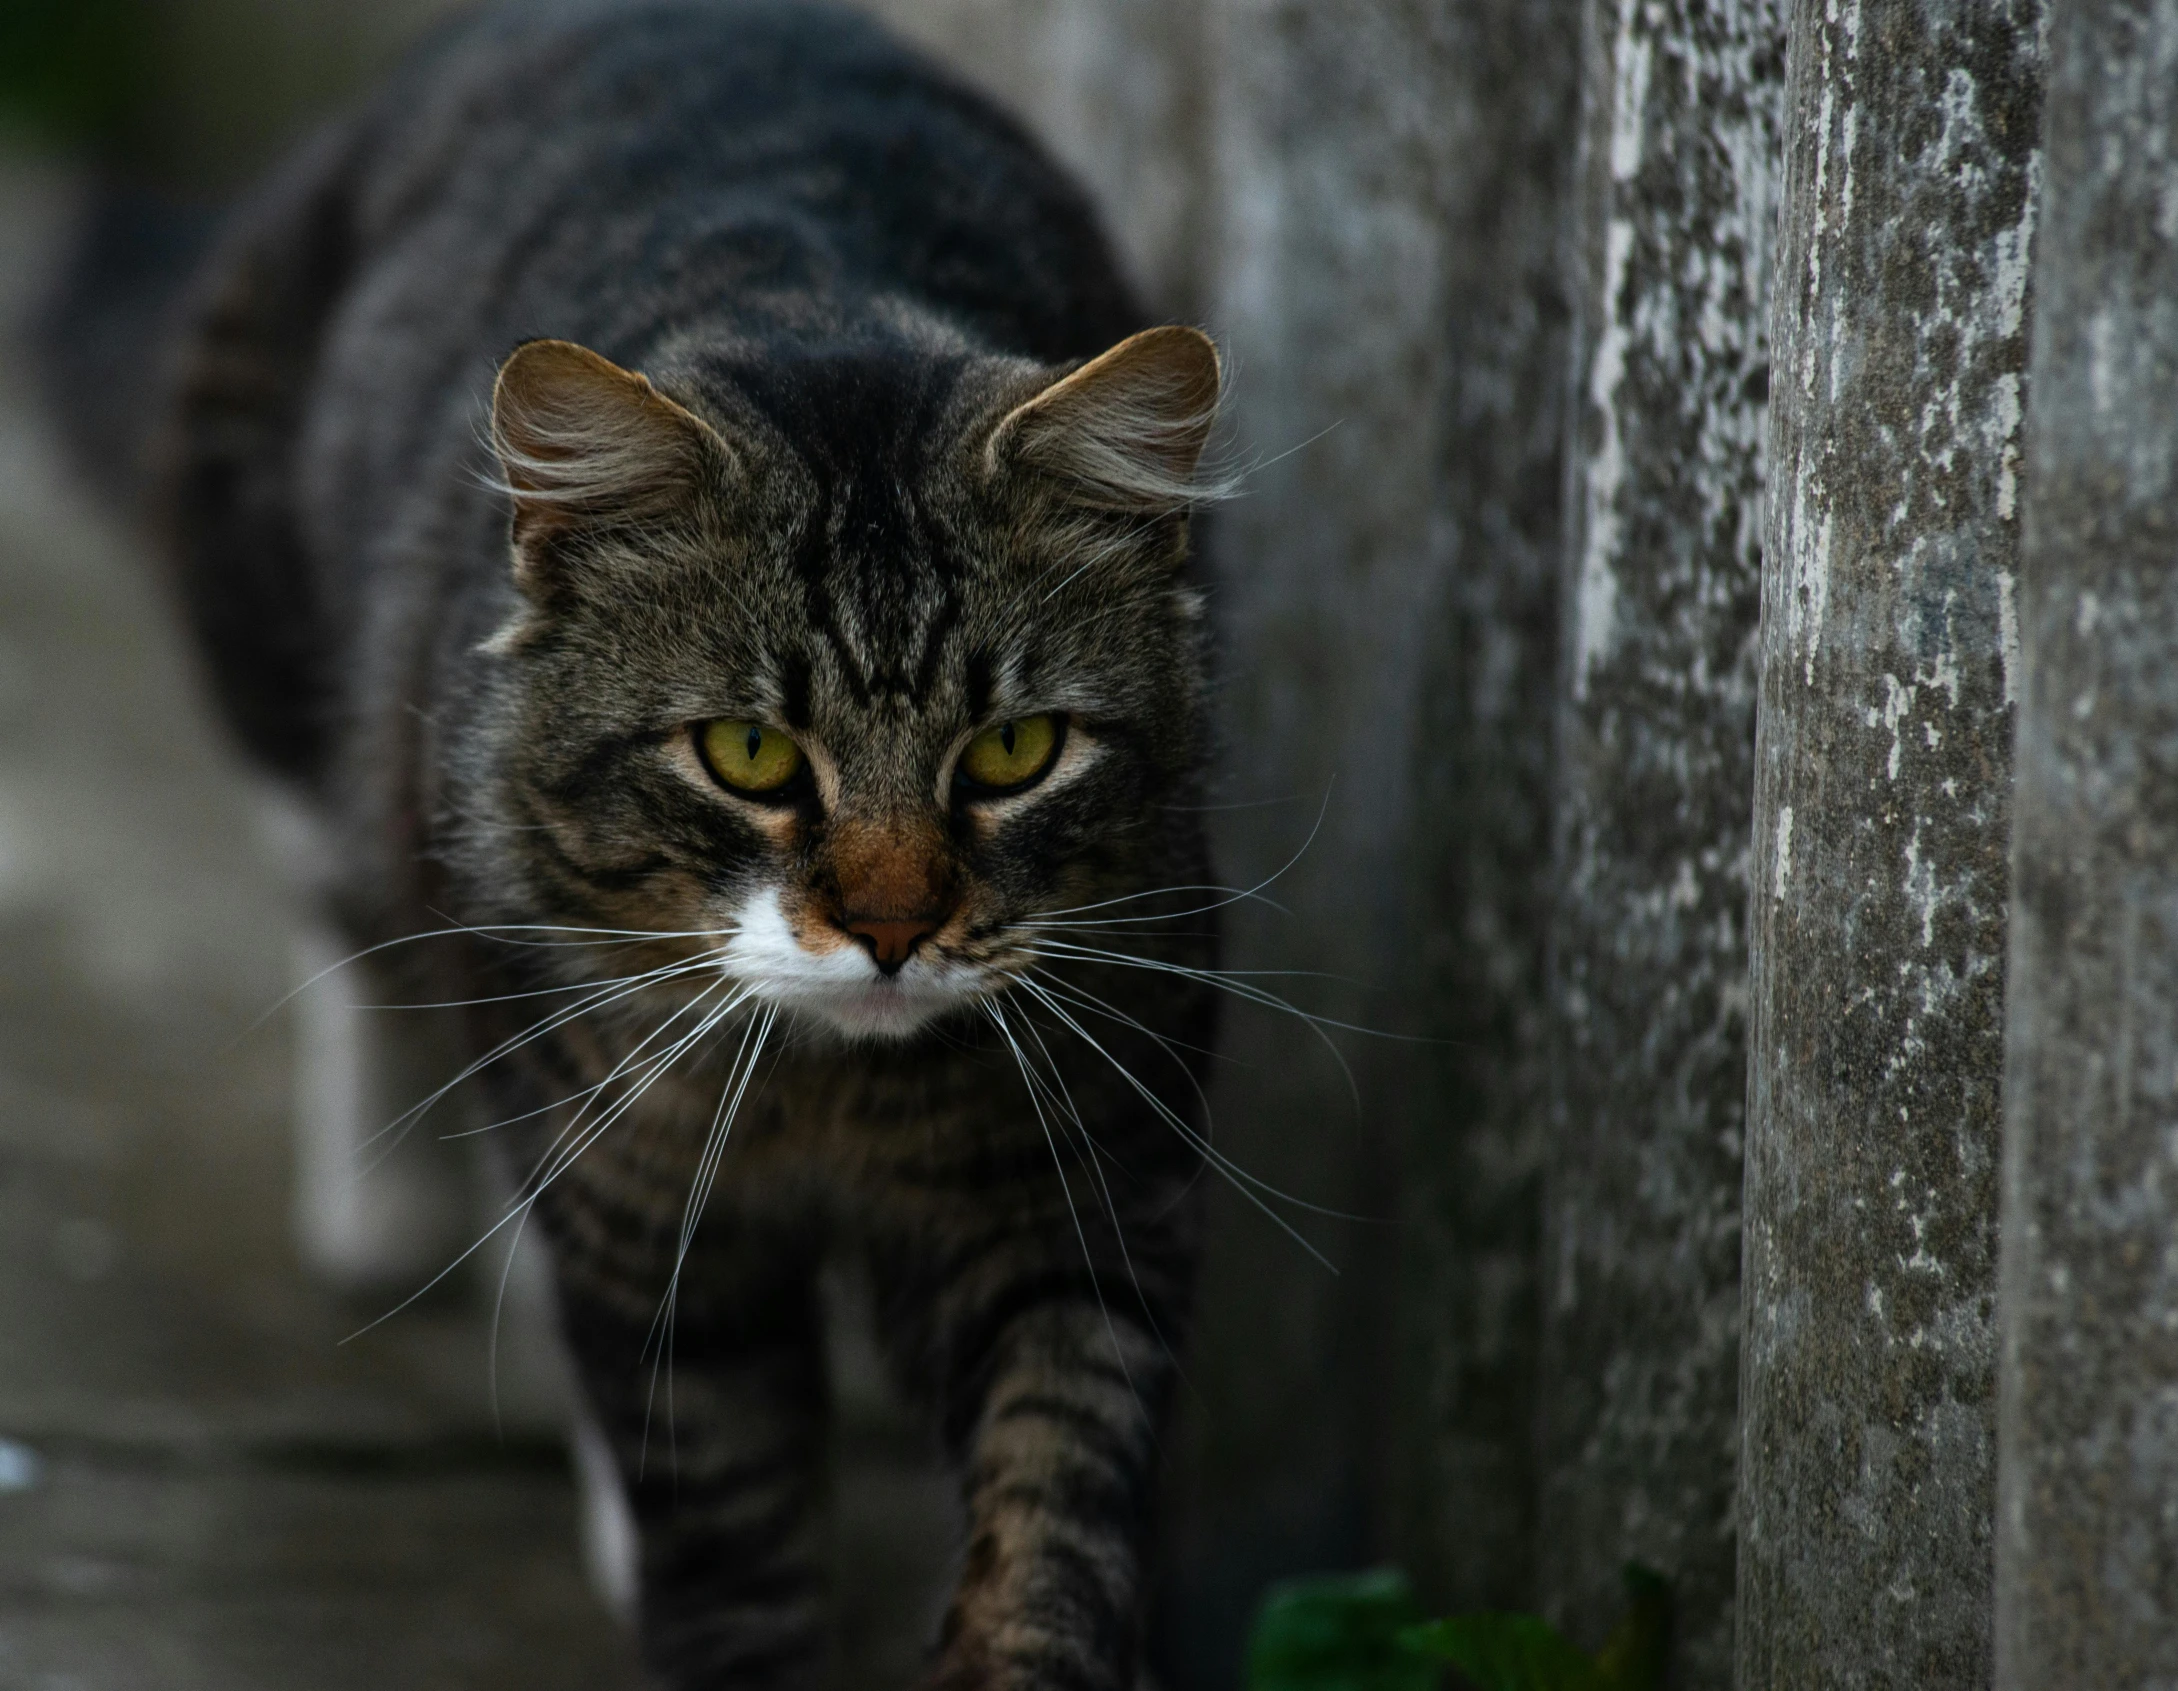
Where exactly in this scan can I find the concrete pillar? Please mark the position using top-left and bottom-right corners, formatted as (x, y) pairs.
(1541, 0), (1784, 1679)
(1740, 5), (2041, 1685)
(1996, 0), (2178, 1680)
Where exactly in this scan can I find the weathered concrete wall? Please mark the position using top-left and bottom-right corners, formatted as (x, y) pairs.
(1740, 5), (2040, 1685)
(1540, 0), (1782, 1678)
(1996, 0), (2178, 1681)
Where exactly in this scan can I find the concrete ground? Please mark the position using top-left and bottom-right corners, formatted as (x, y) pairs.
(0, 159), (956, 1689)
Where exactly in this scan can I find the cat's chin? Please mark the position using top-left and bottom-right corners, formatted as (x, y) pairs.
(777, 982), (975, 1044)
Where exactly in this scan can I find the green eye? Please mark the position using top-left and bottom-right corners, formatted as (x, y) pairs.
(959, 714), (1060, 791)
(699, 719), (803, 793)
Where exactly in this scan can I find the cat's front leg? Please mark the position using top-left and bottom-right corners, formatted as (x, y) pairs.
(923, 1301), (1171, 1691)
(553, 1252), (830, 1691)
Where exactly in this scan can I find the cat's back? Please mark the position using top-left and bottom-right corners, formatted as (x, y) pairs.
(341, 0), (1137, 361)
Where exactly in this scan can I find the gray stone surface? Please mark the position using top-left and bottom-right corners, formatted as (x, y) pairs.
(1996, 0), (2178, 1680)
(1540, 0), (1782, 1679)
(1740, 4), (2040, 1685)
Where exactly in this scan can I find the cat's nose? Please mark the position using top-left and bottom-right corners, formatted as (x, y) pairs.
(842, 914), (943, 974)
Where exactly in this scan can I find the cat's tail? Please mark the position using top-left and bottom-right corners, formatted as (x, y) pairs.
(28, 179), (222, 518)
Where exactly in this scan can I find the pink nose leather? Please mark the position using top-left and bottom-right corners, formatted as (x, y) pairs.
(844, 915), (941, 972)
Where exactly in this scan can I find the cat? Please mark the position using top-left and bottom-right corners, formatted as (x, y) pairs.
(52, 2), (1230, 1686)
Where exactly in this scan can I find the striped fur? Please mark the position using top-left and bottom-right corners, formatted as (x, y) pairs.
(127, 4), (1227, 1687)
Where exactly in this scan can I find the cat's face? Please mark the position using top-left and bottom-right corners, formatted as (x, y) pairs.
(469, 328), (1220, 1041)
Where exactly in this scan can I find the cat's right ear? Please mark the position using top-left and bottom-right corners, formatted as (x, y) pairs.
(489, 338), (734, 599)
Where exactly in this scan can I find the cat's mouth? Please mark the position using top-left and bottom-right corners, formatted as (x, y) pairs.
(719, 886), (998, 1040)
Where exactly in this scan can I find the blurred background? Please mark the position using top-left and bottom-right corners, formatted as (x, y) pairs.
(0, 1), (1576, 1686)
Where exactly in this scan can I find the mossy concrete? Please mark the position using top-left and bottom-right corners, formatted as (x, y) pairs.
(1740, 4), (2041, 1686)
(1541, 2), (1784, 1681)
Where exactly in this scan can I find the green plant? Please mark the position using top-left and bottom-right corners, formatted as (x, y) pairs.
(1246, 1564), (1671, 1691)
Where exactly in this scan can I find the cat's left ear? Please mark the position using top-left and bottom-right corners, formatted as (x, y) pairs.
(489, 338), (734, 595)
(985, 325), (1226, 513)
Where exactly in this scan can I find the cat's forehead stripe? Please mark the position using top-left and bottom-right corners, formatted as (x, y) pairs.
(782, 454), (983, 715)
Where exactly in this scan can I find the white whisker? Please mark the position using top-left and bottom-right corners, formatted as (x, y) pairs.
(1027, 967), (1222, 1078)
(347, 980), (743, 1347)
(642, 1004), (777, 1474)
(349, 965), (718, 1012)
(1022, 967), (1223, 1217)
(481, 984), (753, 1412)
(1019, 939), (1376, 1107)
(245, 918), (740, 1037)
(987, 998), (1137, 1392)
(360, 948), (732, 1165)
(1012, 977), (1345, 1266)
(511, 982), (745, 1203)
(1003, 997), (1194, 1392)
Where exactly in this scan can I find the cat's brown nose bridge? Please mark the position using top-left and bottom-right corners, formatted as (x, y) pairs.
(827, 818), (952, 971)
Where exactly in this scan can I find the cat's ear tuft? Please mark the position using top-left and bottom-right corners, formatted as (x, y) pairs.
(986, 325), (1228, 513)
(489, 339), (732, 591)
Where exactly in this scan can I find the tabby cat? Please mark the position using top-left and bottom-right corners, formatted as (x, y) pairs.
(76, 2), (1230, 1686)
